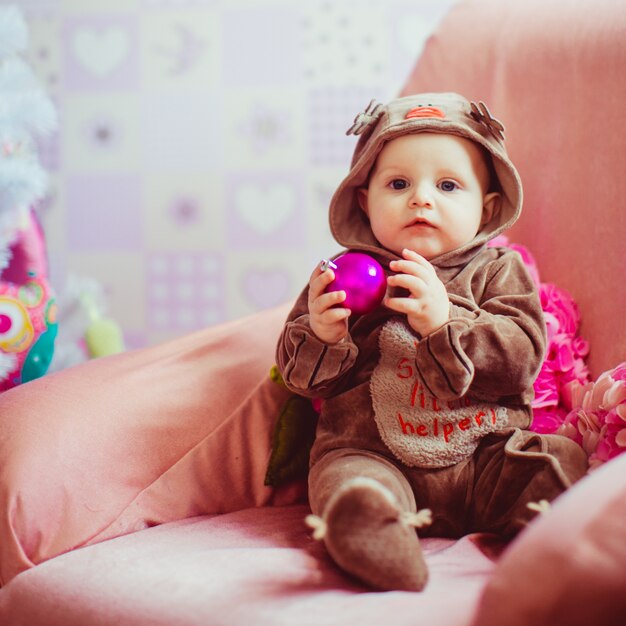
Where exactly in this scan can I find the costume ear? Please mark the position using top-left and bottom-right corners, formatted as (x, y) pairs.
(481, 191), (501, 226)
(356, 187), (369, 216)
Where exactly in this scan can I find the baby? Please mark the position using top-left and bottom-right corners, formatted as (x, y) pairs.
(276, 93), (587, 591)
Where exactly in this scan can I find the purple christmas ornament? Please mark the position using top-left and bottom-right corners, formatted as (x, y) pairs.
(323, 252), (386, 315)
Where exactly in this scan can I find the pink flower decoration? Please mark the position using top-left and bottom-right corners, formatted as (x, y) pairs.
(593, 417), (626, 467)
(557, 363), (626, 469)
(543, 311), (560, 343)
(572, 336), (590, 359)
(539, 283), (580, 335)
(489, 239), (624, 470)
(560, 407), (604, 456)
(491, 239), (591, 436)
(612, 363), (626, 382)
(532, 405), (568, 434)
(529, 284), (590, 435)
(533, 362), (560, 408)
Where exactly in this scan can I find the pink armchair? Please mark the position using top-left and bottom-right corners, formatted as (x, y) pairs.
(1, 1), (624, 624)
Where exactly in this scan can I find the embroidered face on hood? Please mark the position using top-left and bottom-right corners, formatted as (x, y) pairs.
(328, 93), (523, 267)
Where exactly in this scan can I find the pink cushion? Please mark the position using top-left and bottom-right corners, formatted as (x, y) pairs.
(471, 453), (626, 626)
(0, 303), (301, 585)
(0, 505), (503, 626)
(401, 0), (626, 377)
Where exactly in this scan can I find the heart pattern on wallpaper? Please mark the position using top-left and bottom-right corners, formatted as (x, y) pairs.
(234, 183), (295, 235)
(73, 27), (130, 77)
(242, 268), (291, 308)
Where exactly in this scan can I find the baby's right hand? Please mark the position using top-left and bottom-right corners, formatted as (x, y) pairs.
(307, 263), (351, 344)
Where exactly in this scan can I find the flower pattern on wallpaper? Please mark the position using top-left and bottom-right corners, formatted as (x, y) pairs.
(238, 103), (291, 155)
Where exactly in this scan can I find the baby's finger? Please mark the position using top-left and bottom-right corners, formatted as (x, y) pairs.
(389, 259), (431, 281)
(309, 268), (336, 299)
(319, 306), (352, 324)
(384, 296), (422, 316)
(311, 289), (347, 314)
(398, 250), (436, 277)
(387, 272), (427, 296)
(401, 248), (431, 266)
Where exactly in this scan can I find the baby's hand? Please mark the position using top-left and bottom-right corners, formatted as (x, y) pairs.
(307, 262), (351, 344)
(386, 248), (449, 337)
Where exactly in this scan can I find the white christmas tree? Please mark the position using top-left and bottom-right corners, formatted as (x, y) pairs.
(0, 6), (123, 378)
(0, 4), (57, 273)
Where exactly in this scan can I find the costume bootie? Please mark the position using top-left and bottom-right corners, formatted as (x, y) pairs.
(306, 477), (431, 591)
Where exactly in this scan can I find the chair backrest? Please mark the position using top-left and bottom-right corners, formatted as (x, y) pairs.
(401, 0), (626, 377)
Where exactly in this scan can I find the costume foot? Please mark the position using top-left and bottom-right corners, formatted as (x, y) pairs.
(307, 477), (431, 591)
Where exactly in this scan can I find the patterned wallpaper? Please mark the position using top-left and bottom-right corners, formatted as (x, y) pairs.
(16, 0), (456, 349)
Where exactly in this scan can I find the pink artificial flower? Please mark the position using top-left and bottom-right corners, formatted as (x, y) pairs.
(572, 336), (590, 359)
(558, 414), (583, 447)
(612, 363), (626, 382)
(491, 238), (594, 441)
(539, 283), (580, 336)
(531, 405), (568, 434)
(532, 361), (560, 409)
(557, 362), (626, 470)
(603, 373), (626, 409)
(561, 378), (592, 412)
(569, 354), (591, 387)
(532, 332), (591, 432)
(550, 335), (591, 388)
(543, 311), (561, 343)
(585, 367), (626, 412)
(590, 420), (626, 467)
(530, 294), (590, 433)
(562, 407), (605, 457)
(549, 334), (576, 373)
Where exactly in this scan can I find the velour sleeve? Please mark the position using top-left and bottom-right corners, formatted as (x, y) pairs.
(275, 287), (359, 398)
(414, 251), (546, 402)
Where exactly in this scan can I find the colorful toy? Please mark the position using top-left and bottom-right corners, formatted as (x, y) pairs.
(323, 252), (386, 315)
(0, 211), (57, 391)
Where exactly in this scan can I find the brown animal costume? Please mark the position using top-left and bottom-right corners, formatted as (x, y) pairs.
(276, 93), (587, 592)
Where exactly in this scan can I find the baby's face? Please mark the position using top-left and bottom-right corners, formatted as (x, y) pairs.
(358, 132), (499, 260)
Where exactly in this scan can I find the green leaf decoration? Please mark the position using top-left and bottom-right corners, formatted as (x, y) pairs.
(264, 370), (319, 487)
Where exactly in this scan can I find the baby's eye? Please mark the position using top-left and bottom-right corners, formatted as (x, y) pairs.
(439, 180), (458, 192)
(389, 179), (408, 190)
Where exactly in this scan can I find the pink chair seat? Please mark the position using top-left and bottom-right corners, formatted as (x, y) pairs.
(0, 505), (503, 626)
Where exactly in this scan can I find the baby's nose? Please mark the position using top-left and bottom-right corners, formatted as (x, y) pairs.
(409, 183), (433, 207)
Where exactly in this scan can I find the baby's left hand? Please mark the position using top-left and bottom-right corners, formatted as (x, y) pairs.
(385, 248), (449, 337)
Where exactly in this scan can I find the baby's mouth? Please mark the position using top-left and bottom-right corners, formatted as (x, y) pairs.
(407, 218), (435, 229)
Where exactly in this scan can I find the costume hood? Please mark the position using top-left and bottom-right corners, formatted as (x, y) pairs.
(329, 93), (523, 268)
